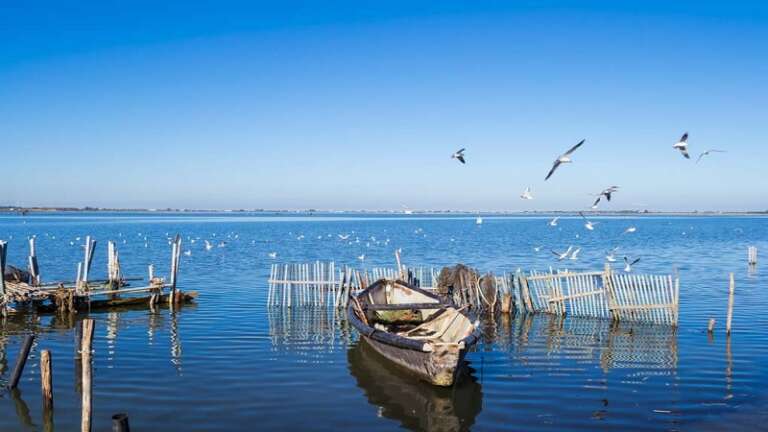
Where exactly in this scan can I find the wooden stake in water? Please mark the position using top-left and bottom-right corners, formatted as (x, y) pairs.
(707, 318), (716, 333)
(81, 319), (95, 432)
(0, 240), (7, 297)
(726, 273), (735, 335)
(41, 349), (53, 409)
(748, 246), (757, 265)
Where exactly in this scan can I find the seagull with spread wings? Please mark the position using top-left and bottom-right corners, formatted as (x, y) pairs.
(623, 256), (641, 272)
(545, 139), (585, 180)
(552, 246), (574, 261)
(579, 212), (598, 230)
(696, 149), (726, 163)
(451, 148), (466, 164)
(591, 186), (619, 209)
(520, 187), (534, 200)
(673, 132), (690, 159)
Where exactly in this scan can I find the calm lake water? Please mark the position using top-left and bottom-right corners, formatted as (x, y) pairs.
(0, 213), (766, 431)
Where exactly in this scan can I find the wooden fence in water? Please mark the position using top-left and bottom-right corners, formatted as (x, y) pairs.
(513, 264), (679, 325)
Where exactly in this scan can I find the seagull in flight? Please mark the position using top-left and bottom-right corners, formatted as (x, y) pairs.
(451, 148), (466, 164)
(673, 132), (690, 159)
(696, 149), (726, 164)
(623, 226), (637, 235)
(204, 240), (214, 251)
(338, 234), (350, 240)
(552, 246), (574, 261)
(591, 186), (619, 209)
(579, 212), (598, 230)
(545, 139), (585, 180)
(520, 187), (534, 200)
(569, 247), (581, 260)
(623, 256), (641, 272)
(549, 217), (559, 227)
(605, 247), (619, 262)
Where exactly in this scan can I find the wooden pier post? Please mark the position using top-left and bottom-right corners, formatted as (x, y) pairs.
(41, 349), (53, 408)
(748, 246), (757, 265)
(169, 235), (181, 306)
(8, 334), (35, 390)
(395, 250), (404, 280)
(726, 273), (735, 335)
(0, 240), (7, 298)
(112, 413), (130, 432)
(28, 237), (40, 286)
(81, 319), (95, 432)
(707, 318), (716, 333)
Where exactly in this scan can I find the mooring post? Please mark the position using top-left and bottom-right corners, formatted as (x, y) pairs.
(41, 349), (53, 409)
(28, 236), (40, 286)
(395, 250), (404, 280)
(748, 246), (757, 265)
(169, 235), (181, 305)
(726, 273), (735, 335)
(81, 319), (95, 432)
(112, 413), (130, 432)
(0, 240), (7, 297)
(707, 318), (716, 333)
(8, 334), (35, 390)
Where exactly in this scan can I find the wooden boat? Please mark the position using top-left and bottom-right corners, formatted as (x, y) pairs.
(347, 279), (479, 386)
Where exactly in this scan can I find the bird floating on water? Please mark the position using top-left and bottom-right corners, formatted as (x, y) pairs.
(545, 139), (585, 180)
(552, 246), (574, 261)
(183, 250), (192, 256)
(673, 132), (690, 159)
(357, 254), (365, 261)
(579, 212), (598, 230)
(451, 148), (466, 164)
(696, 149), (726, 164)
(268, 252), (277, 259)
(592, 186), (619, 209)
(623, 256), (641, 272)
(623, 226), (637, 235)
(520, 187), (534, 200)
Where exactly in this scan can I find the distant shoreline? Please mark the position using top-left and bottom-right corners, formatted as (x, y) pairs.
(1, 206), (766, 216)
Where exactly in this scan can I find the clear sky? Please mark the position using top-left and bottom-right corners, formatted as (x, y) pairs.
(1, 1), (766, 211)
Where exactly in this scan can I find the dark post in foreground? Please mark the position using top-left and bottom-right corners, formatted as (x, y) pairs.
(112, 413), (130, 432)
(8, 335), (35, 390)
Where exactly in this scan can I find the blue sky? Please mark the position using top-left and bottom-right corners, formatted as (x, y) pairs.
(1, 1), (766, 211)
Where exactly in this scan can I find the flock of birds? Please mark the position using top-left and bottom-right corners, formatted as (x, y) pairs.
(451, 132), (726, 271)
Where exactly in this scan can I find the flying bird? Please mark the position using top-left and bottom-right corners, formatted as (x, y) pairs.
(579, 212), (598, 230)
(591, 186), (619, 209)
(204, 240), (214, 251)
(696, 149), (726, 164)
(451, 148), (466, 164)
(545, 139), (585, 180)
(549, 217), (560, 227)
(338, 234), (350, 240)
(520, 187), (534, 200)
(623, 226), (637, 235)
(605, 247), (619, 262)
(569, 247), (581, 260)
(623, 256), (641, 272)
(673, 132), (690, 159)
(552, 246), (574, 261)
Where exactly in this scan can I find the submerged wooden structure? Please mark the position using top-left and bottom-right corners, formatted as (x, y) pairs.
(347, 279), (479, 386)
(0, 235), (194, 314)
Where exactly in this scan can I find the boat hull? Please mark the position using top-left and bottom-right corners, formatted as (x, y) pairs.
(362, 334), (468, 386)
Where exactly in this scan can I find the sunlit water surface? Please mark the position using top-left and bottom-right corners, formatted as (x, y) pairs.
(0, 213), (765, 431)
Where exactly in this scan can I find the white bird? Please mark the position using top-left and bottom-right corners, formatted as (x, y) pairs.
(673, 132), (690, 159)
(520, 187), (534, 200)
(338, 234), (350, 240)
(623, 226), (637, 234)
(217, 241), (226, 248)
(591, 186), (619, 209)
(605, 247), (619, 262)
(533, 246), (542, 252)
(552, 246), (574, 261)
(569, 247), (581, 260)
(451, 148), (466, 164)
(268, 252), (277, 259)
(183, 250), (192, 256)
(579, 212), (598, 230)
(357, 254), (365, 261)
(545, 139), (585, 180)
(204, 240), (214, 251)
(549, 217), (559, 227)
(624, 256), (641, 272)
(696, 149), (726, 164)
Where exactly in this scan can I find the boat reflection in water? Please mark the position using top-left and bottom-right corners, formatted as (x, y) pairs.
(348, 338), (482, 432)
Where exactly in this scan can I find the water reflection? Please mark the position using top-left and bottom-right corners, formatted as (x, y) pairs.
(348, 339), (482, 432)
(506, 314), (679, 374)
(267, 308), (354, 351)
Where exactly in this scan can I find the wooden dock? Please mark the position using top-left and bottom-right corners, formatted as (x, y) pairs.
(1, 235), (193, 314)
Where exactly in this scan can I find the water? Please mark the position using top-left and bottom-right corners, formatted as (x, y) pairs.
(0, 213), (766, 431)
